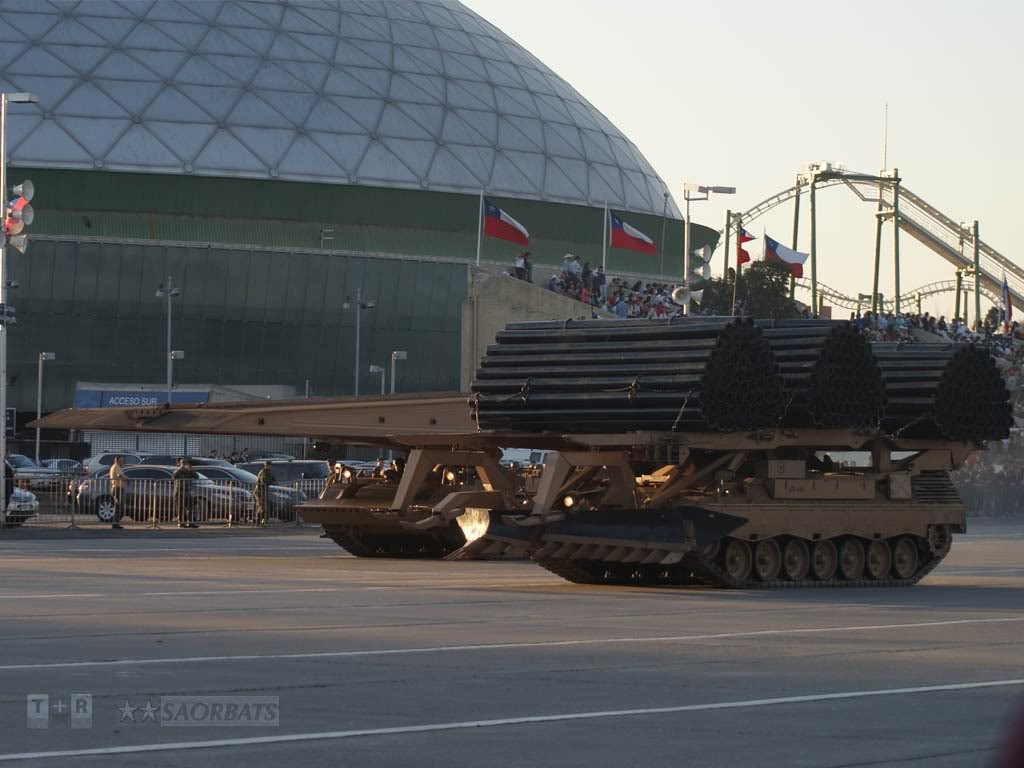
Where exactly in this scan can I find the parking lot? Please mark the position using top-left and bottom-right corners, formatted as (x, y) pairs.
(0, 520), (1022, 767)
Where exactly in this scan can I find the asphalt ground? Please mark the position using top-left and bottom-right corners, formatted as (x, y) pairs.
(0, 520), (1022, 767)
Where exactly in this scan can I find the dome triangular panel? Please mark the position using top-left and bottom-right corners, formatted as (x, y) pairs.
(15, 118), (94, 164)
(105, 124), (182, 167)
(145, 87), (217, 123)
(278, 135), (346, 177)
(357, 140), (421, 184)
(194, 129), (268, 174)
(146, 121), (217, 161)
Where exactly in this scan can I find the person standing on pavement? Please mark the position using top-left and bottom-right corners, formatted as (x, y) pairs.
(4, 458), (14, 514)
(255, 460), (276, 527)
(109, 455), (125, 530)
(173, 459), (199, 528)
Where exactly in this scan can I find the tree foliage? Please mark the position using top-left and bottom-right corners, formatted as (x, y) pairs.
(694, 262), (801, 319)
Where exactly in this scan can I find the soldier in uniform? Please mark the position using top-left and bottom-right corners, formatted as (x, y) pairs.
(255, 460), (275, 526)
(173, 459), (199, 528)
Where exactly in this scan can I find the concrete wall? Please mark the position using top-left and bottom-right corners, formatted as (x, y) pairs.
(460, 271), (602, 391)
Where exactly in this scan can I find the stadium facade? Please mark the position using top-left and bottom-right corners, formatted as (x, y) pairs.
(1, 0), (718, 414)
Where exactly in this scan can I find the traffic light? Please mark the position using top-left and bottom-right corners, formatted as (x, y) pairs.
(3, 179), (34, 253)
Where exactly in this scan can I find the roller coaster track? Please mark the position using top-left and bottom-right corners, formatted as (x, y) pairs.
(793, 277), (998, 314)
(731, 166), (1023, 306)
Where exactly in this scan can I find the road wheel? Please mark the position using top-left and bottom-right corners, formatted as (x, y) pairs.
(866, 540), (892, 580)
(838, 538), (866, 580)
(927, 524), (952, 558)
(891, 537), (919, 579)
(753, 539), (781, 581)
(94, 496), (116, 523)
(722, 539), (752, 582)
(811, 540), (838, 580)
(782, 539), (811, 581)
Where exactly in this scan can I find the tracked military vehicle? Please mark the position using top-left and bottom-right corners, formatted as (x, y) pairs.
(35, 318), (1012, 588)
(296, 317), (1012, 588)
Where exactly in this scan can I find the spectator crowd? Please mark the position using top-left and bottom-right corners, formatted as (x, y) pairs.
(507, 251), (686, 318)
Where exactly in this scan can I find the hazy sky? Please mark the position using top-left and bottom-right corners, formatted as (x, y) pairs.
(463, 0), (1022, 318)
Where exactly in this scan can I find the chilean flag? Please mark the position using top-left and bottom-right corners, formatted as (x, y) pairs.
(483, 198), (529, 247)
(609, 211), (656, 255)
(736, 227), (755, 266)
(764, 235), (808, 278)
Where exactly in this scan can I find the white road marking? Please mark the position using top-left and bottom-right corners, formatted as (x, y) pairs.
(2, 616), (1021, 672)
(0, 587), (359, 600)
(1, 678), (1022, 762)
(0, 580), (558, 600)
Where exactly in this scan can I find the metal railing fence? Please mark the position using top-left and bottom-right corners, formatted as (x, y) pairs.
(3, 474), (321, 529)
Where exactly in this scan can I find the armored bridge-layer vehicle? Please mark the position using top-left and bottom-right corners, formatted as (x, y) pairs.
(36, 318), (1012, 589)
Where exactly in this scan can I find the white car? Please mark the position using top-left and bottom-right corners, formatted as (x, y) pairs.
(42, 458), (84, 474)
(4, 487), (39, 526)
(8, 454), (63, 491)
(81, 452), (150, 475)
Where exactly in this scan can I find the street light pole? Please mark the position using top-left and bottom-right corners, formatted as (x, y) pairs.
(354, 288), (361, 395)
(682, 183), (736, 315)
(155, 276), (181, 404)
(658, 191), (669, 277)
(0, 91), (39, 527)
(369, 365), (385, 396)
(344, 288), (376, 396)
(166, 282), (172, 402)
(35, 352), (54, 464)
(390, 350), (407, 395)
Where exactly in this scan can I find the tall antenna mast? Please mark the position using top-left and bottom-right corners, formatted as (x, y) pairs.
(882, 101), (889, 172)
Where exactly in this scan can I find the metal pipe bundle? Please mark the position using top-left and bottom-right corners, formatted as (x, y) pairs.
(472, 317), (784, 433)
(472, 318), (1010, 441)
(873, 342), (1012, 440)
(934, 346), (1013, 440)
(872, 342), (956, 435)
(756, 320), (885, 429)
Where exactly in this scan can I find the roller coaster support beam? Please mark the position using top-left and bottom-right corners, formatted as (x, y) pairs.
(973, 220), (981, 329)
(893, 168), (902, 314)
(872, 173), (885, 316)
(722, 209), (731, 281)
(954, 270), (963, 321)
(809, 174), (818, 314)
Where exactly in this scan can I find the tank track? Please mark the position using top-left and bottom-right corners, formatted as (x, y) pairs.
(322, 524), (465, 558)
(539, 559), (704, 586)
(535, 534), (947, 589)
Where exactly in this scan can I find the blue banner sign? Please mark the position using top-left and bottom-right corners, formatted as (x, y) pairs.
(73, 390), (210, 408)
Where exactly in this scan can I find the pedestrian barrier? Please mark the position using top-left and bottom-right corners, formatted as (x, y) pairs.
(2, 473), (320, 529)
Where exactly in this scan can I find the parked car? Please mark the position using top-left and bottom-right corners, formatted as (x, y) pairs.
(74, 466), (255, 523)
(8, 454), (64, 490)
(82, 452), (149, 475)
(244, 452), (295, 462)
(3, 487), (39, 526)
(42, 458), (85, 474)
(197, 465), (306, 521)
(139, 455), (233, 467)
(236, 460), (329, 497)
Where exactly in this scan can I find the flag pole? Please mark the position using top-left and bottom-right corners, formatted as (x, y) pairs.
(475, 190), (484, 266)
(601, 202), (608, 271)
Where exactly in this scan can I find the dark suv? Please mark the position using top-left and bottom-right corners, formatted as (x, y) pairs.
(139, 456), (233, 467)
(236, 460), (329, 498)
